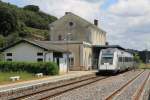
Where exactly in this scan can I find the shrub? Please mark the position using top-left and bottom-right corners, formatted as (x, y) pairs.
(0, 62), (59, 75)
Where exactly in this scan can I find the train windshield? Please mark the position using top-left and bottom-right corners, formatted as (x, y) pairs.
(101, 53), (114, 65)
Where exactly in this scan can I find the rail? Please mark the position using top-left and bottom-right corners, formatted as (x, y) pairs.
(105, 70), (145, 100)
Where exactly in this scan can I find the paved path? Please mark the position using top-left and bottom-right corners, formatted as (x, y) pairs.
(0, 71), (97, 92)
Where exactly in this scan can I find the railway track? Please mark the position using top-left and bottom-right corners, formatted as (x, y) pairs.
(105, 70), (149, 100)
(12, 75), (109, 100)
(8, 70), (148, 100)
(132, 71), (150, 100)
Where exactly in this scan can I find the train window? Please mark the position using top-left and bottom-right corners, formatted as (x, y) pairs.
(119, 57), (122, 62)
(125, 57), (127, 62)
(126, 57), (128, 62)
(101, 57), (113, 64)
(101, 51), (114, 65)
(129, 57), (131, 62)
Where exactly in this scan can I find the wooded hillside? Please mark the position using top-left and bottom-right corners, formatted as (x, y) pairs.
(0, 1), (57, 48)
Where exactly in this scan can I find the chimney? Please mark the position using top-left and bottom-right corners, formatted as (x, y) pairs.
(65, 12), (71, 15)
(94, 19), (98, 26)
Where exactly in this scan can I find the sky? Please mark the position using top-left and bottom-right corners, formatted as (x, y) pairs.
(2, 0), (150, 50)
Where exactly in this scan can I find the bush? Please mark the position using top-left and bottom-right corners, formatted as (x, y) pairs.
(0, 62), (59, 75)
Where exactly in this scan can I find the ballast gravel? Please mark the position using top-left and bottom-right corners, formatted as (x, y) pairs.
(49, 70), (146, 100)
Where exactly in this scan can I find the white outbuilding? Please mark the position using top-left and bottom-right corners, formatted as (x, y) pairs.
(1, 39), (69, 74)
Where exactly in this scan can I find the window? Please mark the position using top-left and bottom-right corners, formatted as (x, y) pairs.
(69, 22), (74, 26)
(7, 58), (12, 61)
(37, 52), (43, 56)
(119, 57), (122, 62)
(58, 35), (62, 40)
(69, 34), (73, 40)
(101, 53), (114, 65)
(37, 58), (43, 62)
(69, 57), (74, 66)
(49, 35), (51, 41)
(125, 57), (128, 62)
(6, 53), (12, 56)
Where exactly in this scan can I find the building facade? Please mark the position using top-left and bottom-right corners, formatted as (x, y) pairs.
(1, 39), (68, 74)
(49, 12), (107, 70)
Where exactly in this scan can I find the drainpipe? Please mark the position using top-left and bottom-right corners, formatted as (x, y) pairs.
(44, 52), (48, 62)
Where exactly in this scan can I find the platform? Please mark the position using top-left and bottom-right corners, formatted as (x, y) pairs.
(0, 71), (97, 92)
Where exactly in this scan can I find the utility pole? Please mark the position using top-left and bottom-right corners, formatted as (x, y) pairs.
(66, 33), (72, 73)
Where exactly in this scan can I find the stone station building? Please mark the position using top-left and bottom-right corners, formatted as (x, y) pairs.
(49, 12), (107, 70)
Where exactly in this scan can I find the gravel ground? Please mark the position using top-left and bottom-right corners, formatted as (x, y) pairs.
(49, 70), (143, 100)
(140, 72), (150, 100)
(113, 70), (149, 100)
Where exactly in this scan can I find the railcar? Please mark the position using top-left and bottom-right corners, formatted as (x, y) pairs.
(98, 48), (134, 73)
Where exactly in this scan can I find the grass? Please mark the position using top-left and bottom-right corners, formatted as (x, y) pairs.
(0, 72), (42, 85)
(139, 63), (150, 69)
(26, 27), (49, 37)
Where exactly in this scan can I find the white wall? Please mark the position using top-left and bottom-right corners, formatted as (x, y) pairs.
(45, 53), (53, 62)
(82, 46), (92, 70)
(90, 29), (106, 45)
(59, 54), (68, 74)
(4, 42), (46, 62)
(3, 42), (68, 74)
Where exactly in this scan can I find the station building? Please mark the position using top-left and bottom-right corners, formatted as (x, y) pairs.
(1, 39), (68, 74)
(49, 12), (107, 70)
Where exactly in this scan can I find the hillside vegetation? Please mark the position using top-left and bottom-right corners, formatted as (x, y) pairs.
(0, 1), (57, 48)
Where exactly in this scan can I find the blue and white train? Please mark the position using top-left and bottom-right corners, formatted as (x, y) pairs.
(98, 48), (134, 73)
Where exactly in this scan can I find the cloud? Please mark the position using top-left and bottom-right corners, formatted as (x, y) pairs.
(2, 0), (150, 50)
(101, 0), (150, 50)
(108, 0), (150, 17)
(22, 0), (103, 21)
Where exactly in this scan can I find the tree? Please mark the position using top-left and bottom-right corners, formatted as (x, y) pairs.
(0, 35), (6, 47)
(134, 53), (142, 63)
(0, 6), (18, 36)
(24, 5), (39, 12)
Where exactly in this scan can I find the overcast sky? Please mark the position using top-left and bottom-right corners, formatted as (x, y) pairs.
(3, 0), (150, 50)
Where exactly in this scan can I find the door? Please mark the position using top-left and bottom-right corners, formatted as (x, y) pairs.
(56, 58), (59, 67)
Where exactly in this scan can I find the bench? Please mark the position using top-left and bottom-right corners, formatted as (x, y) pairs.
(10, 76), (20, 82)
(35, 73), (43, 78)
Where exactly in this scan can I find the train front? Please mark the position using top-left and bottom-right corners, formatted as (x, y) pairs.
(98, 49), (117, 73)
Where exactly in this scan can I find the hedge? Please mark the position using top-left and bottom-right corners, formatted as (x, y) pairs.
(0, 62), (59, 75)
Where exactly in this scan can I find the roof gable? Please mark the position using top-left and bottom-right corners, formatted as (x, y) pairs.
(49, 12), (106, 33)
(1, 39), (67, 53)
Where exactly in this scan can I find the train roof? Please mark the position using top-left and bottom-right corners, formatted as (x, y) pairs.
(93, 45), (125, 50)
(101, 48), (133, 56)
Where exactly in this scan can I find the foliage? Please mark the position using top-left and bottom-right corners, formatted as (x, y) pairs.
(133, 53), (142, 63)
(139, 63), (150, 69)
(0, 35), (6, 47)
(0, 6), (18, 36)
(0, 1), (57, 47)
(0, 62), (59, 75)
(24, 5), (39, 12)
(26, 27), (49, 38)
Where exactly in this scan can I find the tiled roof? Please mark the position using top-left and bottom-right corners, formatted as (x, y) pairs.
(1, 39), (68, 53)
